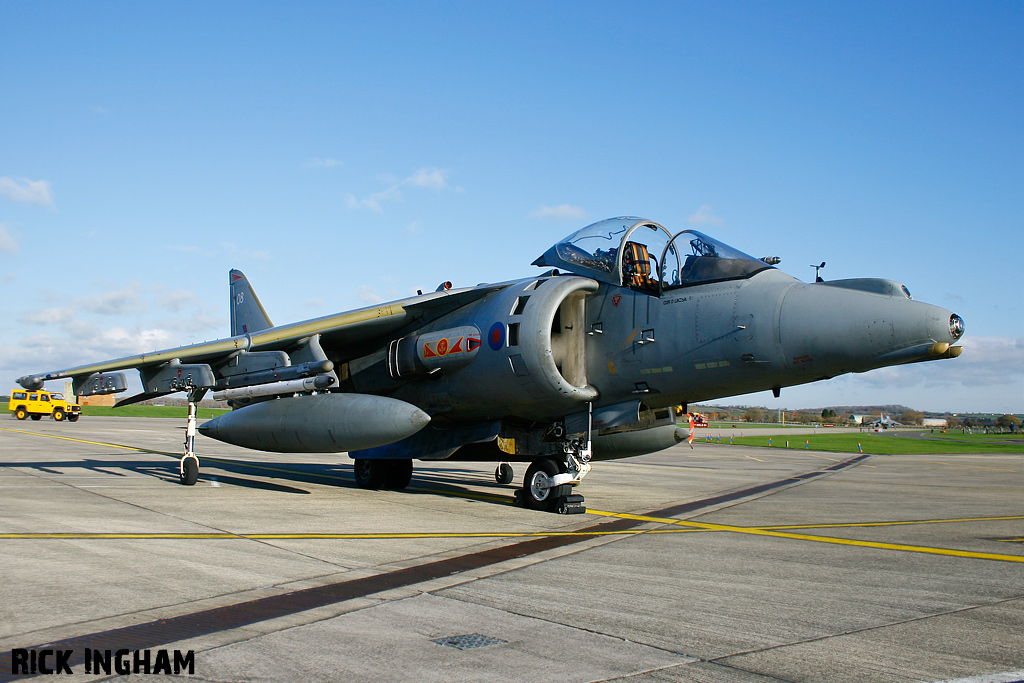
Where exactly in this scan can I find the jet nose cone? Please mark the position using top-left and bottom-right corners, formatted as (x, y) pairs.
(949, 313), (965, 342)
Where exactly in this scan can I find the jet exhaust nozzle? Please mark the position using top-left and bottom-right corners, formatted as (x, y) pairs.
(198, 393), (431, 453)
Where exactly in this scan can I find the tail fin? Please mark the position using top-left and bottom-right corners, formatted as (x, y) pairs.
(230, 269), (273, 336)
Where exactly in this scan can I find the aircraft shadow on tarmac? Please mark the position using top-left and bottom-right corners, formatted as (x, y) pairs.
(1, 458), (312, 495)
(1, 457), (515, 501)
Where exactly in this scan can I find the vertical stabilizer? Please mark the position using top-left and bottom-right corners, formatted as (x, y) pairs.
(230, 269), (274, 336)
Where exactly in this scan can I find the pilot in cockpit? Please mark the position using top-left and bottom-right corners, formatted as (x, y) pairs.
(622, 242), (659, 292)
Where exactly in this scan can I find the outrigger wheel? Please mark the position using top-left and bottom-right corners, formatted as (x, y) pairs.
(180, 456), (199, 486)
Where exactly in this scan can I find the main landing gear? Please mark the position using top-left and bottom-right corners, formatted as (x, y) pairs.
(353, 459), (414, 490)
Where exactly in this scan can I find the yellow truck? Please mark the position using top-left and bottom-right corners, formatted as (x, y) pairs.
(8, 389), (81, 422)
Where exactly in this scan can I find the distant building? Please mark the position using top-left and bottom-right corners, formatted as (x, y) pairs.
(80, 394), (116, 406)
(922, 418), (948, 428)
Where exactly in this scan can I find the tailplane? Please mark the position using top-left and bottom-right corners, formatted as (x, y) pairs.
(230, 269), (273, 336)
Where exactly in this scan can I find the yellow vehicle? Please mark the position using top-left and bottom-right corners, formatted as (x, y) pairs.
(8, 389), (81, 422)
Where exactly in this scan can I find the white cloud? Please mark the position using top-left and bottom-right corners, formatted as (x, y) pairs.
(221, 242), (272, 262)
(688, 205), (723, 227)
(0, 224), (18, 254)
(357, 285), (384, 304)
(19, 307), (76, 325)
(154, 288), (201, 312)
(851, 336), (1023, 395)
(344, 167), (452, 212)
(303, 157), (342, 169)
(344, 186), (403, 213)
(528, 204), (587, 221)
(407, 167), (448, 190)
(75, 286), (143, 316)
(0, 177), (54, 207)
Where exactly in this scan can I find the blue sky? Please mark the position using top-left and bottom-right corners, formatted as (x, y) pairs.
(2, 1), (1021, 414)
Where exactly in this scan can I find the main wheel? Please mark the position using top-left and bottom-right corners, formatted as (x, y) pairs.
(495, 463), (514, 485)
(52, 408), (65, 421)
(14, 408), (28, 420)
(523, 459), (571, 512)
(353, 459), (384, 489)
(179, 457), (198, 486)
(382, 459), (413, 490)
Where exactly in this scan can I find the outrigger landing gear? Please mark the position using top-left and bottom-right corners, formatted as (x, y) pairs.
(179, 389), (204, 486)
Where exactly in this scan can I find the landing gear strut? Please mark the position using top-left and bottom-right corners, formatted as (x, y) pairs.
(515, 405), (592, 514)
(179, 389), (204, 486)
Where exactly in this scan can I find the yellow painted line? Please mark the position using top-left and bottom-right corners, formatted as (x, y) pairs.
(587, 509), (1024, 563)
(759, 515), (1024, 530)
(0, 428), (155, 453)
(997, 538), (1024, 543)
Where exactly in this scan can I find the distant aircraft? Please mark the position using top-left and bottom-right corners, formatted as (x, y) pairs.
(17, 218), (965, 512)
(869, 413), (903, 429)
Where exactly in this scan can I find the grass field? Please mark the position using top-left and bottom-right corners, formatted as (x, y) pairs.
(703, 431), (1022, 455)
(3, 404), (229, 419)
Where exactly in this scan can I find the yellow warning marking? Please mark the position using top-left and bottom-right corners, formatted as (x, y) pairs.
(997, 538), (1024, 543)
(587, 509), (1024, 563)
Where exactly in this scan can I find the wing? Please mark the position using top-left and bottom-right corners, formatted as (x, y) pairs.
(17, 281), (511, 400)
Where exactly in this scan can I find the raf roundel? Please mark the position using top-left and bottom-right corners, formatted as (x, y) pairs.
(487, 322), (505, 351)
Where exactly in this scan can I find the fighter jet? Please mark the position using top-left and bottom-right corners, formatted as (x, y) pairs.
(16, 218), (965, 512)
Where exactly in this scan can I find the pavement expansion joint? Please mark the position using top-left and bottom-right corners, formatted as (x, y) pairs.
(706, 595), (1024, 664)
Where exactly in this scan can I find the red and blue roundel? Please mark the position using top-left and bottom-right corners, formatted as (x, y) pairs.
(488, 322), (505, 351)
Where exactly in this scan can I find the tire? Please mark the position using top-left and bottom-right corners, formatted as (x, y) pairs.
(52, 409), (65, 421)
(382, 459), (413, 490)
(180, 457), (199, 486)
(353, 459), (384, 489)
(523, 459), (571, 512)
(14, 408), (27, 420)
(30, 414), (42, 421)
(68, 414), (80, 422)
(495, 463), (514, 485)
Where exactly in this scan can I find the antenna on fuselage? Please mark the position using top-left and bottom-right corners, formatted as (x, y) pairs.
(811, 261), (826, 283)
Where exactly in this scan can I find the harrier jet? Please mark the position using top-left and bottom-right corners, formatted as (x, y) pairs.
(17, 218), (965, 512)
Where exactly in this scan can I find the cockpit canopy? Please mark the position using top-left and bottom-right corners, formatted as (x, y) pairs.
(533, 217), (773, 294)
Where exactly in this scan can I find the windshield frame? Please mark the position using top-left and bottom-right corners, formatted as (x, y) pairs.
(658, 229), (772, 292)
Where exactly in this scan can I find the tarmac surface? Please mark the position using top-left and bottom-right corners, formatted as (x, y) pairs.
(1, 416), (1022, 683)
